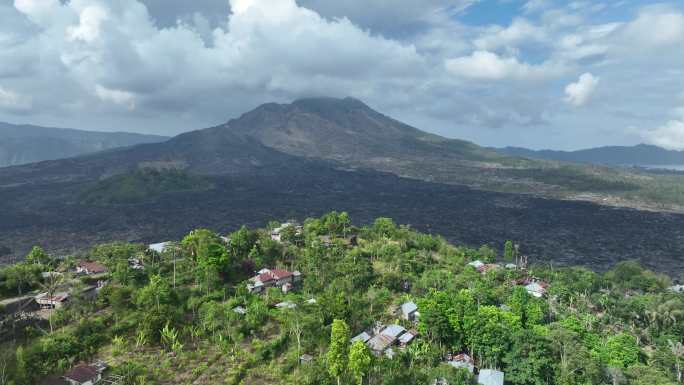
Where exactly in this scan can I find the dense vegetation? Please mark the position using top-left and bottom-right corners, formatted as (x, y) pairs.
(0, 213), (682, 385)
(79, 169), (212, 205)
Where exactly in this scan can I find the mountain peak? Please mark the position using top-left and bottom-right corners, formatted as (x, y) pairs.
(291, 96), (370, 111)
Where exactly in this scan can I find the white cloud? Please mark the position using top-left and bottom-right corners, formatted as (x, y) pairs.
(445, 50), (558, 81)
(564, 72), (599, 107)
(618, 5), (684, 48)
(474, 18), (547, 52)
(95, 85), (136, 110)
(67, 5), (108, 43)
(0, 86), (31, 111)
(644, 119), (684, 150)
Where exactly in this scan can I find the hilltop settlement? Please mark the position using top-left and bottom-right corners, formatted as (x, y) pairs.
(0, 212), (682, 385)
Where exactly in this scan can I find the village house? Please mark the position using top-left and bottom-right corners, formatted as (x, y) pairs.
(367, 324), (407, 355)
(233, 306), (247, 315)
(398, 329), (418, 347)
(35, 292), (69, 309)
(669, 284), (684, 293)
(247, 268), (301, 293)
(351, 331), (371, 344)
(270, 222), (302, 243)
(299, 354), (314, 364)
(318, 234), (358, 248)
(62, 362), (107, 385)
(148, 241), (172, 253)
(76, 261), (107, 275)
(128, 257), (144, 270)
(524, 280), (548, 298)
(467, 260), (501, 274)
(401, 301), (419, 321)
(447, 353), (475, 373)
(478, 369), (504, 385)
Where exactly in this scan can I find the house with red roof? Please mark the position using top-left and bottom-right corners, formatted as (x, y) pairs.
(247, 268), (301, 293)
(35, 292), (69, 309)
(76, 261), (107, 275)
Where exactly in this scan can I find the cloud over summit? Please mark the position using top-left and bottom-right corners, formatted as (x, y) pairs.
(1, 0), (683, 150)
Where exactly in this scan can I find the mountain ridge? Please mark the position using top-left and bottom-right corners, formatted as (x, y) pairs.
(0, 121), (169, 167)
(498, 143), (684, 167)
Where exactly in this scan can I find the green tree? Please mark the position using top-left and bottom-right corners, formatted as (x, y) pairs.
(26, 246), (50, 265)
(1, 263), (41, 295)
(182, 229), (229, 292)
(503, 241), (515, 263)
(372, 217), (396, 238)
(229, 226), (258, 260)
(600, 333), (641, 368)
(548, 325), (603, 385)
(39, 272), (64, 332)
(14, 346), (29, 385)
(135, 275), (174, 312)
(348, 340), (372, 385)
(463, 305), (521, 368)
(502, 329), (554, 385)
(506, 286), (546, 327)
(327, 319), (350, 385)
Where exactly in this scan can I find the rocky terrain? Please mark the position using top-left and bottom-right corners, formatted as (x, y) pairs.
(1, 167), (683, 279)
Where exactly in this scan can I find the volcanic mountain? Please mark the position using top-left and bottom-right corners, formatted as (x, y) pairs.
(0, 97), (502, 185)
(3, 97), (678, 211)
(2, 97), (684, 277)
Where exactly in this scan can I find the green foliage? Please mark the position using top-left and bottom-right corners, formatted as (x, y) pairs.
(598, 333), (641, 368)
(26, 246), (51, 265)
(502, 329), (554, 385)
(3, 212), (680, 385)
(80, 168), (212, 205)
(327, 319), (350, 385)
(463, 305), (521, 367)
(503, 241), (515, 263)
(605, 261), (670, 292)
(0, 262), (42, 295)
(348, 340), (372, 385)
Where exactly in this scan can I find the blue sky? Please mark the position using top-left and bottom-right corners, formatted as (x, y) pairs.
(1, 0), (683, 150)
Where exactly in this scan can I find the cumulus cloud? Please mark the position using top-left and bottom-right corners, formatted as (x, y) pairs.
(645, 119), (684, 150)
(564, 73), (598, 107)
(618, 5), (684, 48)
(7, 0), (424, 127)
(474, 19), (547, 52)
(1, 0), (684, 150)
(0, 86), (31, 111)
(95, 85), (136, 110)
(445, 50), (558, 81)
(67, 5), (108, 43)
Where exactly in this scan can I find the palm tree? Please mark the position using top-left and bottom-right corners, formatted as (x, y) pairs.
(668, 340), (683, 383)
(39, 272), (64, 333)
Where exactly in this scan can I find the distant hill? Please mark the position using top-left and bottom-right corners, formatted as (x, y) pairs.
(0, 122), (169, 167)
(498, 144), (684, 167)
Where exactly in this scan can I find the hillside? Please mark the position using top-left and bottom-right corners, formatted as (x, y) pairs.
(1, 97), (684, 275)
(499, 144), (684, 168)
(0, 121), (168, 167)
(2, 98), (683, 210)
(1, 213), (682, 385)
